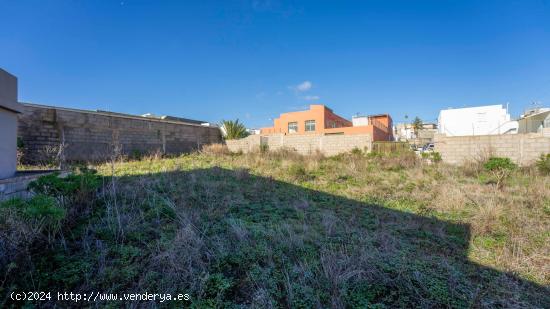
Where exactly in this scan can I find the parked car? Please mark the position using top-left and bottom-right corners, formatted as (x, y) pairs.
(421, 143), (434, 152)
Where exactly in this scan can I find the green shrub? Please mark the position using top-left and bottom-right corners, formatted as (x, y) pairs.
(28, 167), (101, 205)
(536, 154), (550, 175)
(1, 194), (66, 233)
(259, 143), (269, 153)
(350, 147), (363, 156)
(22, 195), (65, 221)
(483, 157), (516, 188)
(422, 151), (442, 163)
(366, 151), (383, 159)
(288, 164), (309, 181)
(484, 157), (516, 171)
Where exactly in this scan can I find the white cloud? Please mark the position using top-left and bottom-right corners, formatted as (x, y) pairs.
(295, 81), (312, 92)
(303, 95), (320, 101)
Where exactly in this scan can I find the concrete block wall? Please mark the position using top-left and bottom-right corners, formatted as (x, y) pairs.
(434, 133), (550, 166)
(225, 135), (262, 153)
(321, 134), (372, 155)
(226, 134), (372, 156)
(18, 103), (222, 163)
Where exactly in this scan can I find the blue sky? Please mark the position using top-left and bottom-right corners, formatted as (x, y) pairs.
(1, 0), (549, 128)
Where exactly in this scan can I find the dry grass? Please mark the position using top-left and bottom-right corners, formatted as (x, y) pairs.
(2, 148), (549, 307)
(201, 143), (230, 156)
(224, 149), (550, 287)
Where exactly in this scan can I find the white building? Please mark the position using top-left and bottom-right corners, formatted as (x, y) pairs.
(352, 115), (369, 126)
(438, 104), (518, 136)
(394, 123), (437, 141)
(393, 123), (415, 141)
(246, 128), (261, 135)
(0, 69), (22, 179)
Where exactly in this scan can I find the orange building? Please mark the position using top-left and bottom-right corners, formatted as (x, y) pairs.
(260, 104), (393, 141)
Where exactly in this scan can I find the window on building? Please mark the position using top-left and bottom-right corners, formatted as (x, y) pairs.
(288, 122), (298, 133)
(305, 120), (316, 132)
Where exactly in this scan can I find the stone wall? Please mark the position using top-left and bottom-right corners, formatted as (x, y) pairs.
(0, 171), (67, 201)
(226, 134), (372, 156)
(18, 103), (221, 163)
(434, 132), (550, 165)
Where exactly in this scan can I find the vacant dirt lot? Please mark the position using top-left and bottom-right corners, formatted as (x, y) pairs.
(2, 146), (549, 307)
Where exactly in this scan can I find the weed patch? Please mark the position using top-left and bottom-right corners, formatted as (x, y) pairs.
(1, 151), (548, 307)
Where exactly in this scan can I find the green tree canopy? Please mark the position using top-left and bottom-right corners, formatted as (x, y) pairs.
(412, 116), (423, 136)
(220, 119), (249, 140)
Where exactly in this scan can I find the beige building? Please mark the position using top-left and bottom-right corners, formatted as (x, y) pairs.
(0, 69), (22, 179)
(393, 123), (437, 144)
(518, 108), (550, 134)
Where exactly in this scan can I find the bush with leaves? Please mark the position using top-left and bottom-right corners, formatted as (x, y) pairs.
(220, 119), (249, 140)
(350, 147), (363, 156)
(259, 143), (269, 153)
(483, 157), (517, 188)
(0, 195), (65, 239)
(536, 154), (550, 175)
(288, 163), (310, 181)
(431, 152), (442, 163)
(0, 194), (66, 274)
(0, 167), (102, 302)
(421, 151), (442, 163)
(28, 167), (101, 206)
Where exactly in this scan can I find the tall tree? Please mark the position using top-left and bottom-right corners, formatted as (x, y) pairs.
(412, 116), (423, 137)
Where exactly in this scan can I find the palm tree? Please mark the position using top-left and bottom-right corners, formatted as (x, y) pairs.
(220, 119), (249, 140)
(412, 116), (423, 137)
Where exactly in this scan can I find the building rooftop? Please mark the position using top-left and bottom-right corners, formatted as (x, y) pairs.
(520, 108), (550, 119)
(21, 102), (210, 126)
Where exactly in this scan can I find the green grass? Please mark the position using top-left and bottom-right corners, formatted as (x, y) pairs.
(1, 149), (549, 308)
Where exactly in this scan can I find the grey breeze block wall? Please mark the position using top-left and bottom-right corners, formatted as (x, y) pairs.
(226, 133), (372, 156)
(434, 132), (550, 166)
(18, 103), (222, 163)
